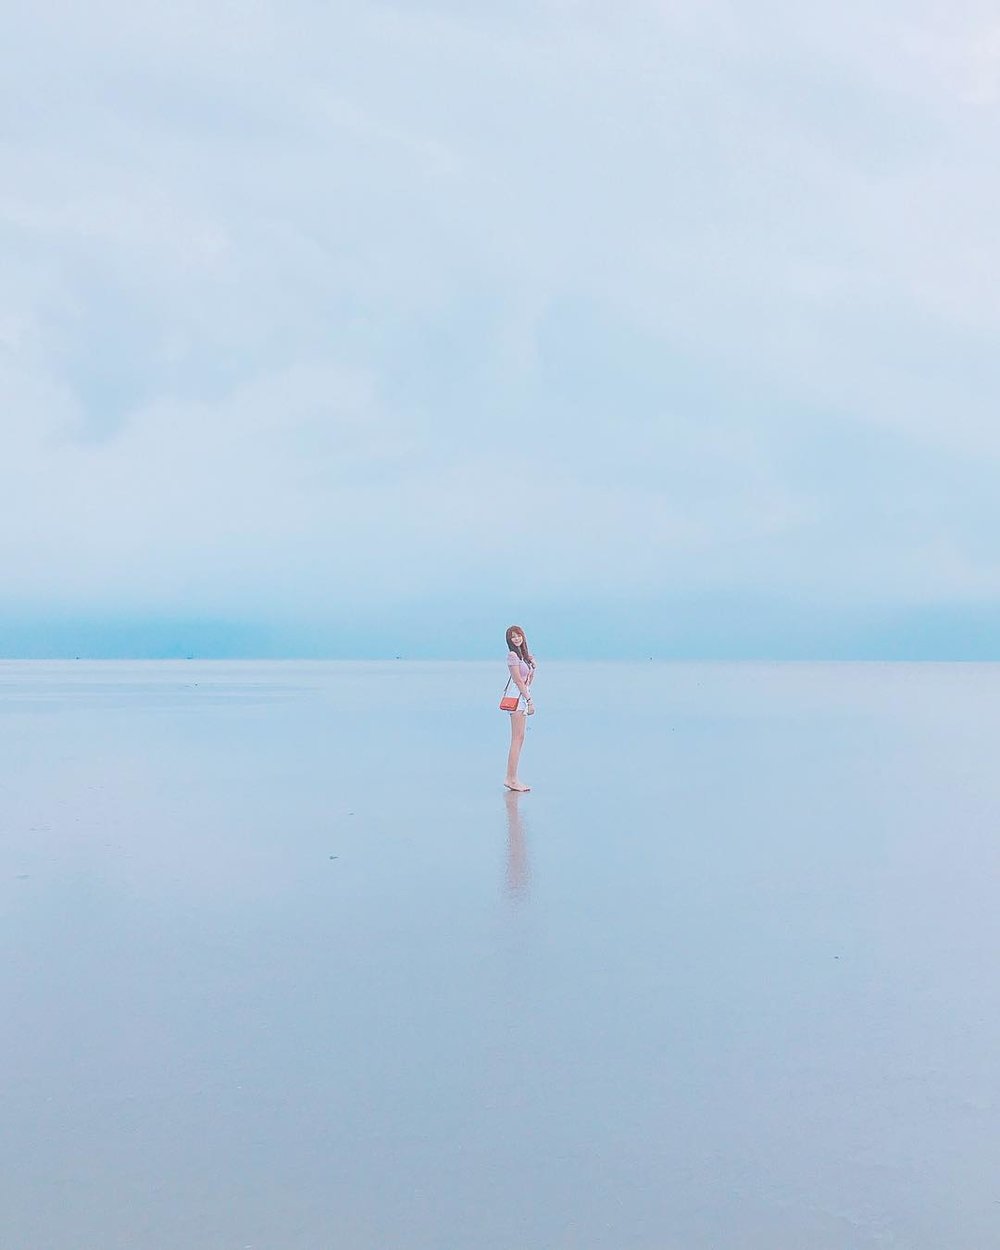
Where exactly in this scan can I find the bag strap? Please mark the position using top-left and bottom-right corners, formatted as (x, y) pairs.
(503, 648), (528, 697)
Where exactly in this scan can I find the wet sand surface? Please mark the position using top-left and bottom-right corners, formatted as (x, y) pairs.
(3, 660), (1000, 1249)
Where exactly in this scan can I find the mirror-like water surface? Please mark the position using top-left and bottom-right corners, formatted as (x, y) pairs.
(3, 661), (1000, 1249)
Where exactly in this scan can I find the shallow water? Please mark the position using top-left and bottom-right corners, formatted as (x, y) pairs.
(3, 660), (1000, 1249)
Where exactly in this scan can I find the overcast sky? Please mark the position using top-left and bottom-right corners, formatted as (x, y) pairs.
(4, 0), (1000, 657)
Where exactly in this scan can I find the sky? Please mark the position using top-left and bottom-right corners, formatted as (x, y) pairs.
(3, 0), (1000, 658)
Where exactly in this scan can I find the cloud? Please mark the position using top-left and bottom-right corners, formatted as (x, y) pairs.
(3, 0), (1000, 651)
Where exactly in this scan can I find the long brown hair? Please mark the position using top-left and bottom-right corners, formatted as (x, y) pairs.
(505, 624), (535, 669)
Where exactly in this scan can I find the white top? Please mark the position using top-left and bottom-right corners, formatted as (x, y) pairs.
(507, 650), (531, 682)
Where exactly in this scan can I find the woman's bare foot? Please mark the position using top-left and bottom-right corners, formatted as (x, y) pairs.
(504, 780), (531, 792)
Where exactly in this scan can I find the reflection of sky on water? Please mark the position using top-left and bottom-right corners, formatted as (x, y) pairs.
(4, 661), (1000, 1249)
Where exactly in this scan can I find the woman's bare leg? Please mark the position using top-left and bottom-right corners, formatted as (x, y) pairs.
(504, 712), (530, 791)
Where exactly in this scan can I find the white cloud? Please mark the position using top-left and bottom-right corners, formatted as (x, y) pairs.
(3, 0), (1000, 637)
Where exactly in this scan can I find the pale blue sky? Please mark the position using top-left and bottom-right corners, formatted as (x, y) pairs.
(3, 0), (1000, 657)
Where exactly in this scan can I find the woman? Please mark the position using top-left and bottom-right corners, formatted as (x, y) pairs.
(504, 624), (536, 792)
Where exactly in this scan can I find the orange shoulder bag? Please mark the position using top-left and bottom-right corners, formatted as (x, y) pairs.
(499, 675), (519, 712)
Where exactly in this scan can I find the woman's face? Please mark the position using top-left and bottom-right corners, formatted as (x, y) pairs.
(510, 631), (523, 647)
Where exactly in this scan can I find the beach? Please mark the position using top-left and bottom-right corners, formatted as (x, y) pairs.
(3, 660), (1000, 1249)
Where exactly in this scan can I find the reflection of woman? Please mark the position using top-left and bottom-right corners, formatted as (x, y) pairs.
(504, 789), (529, 897)
(504, 624), (536, 793)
